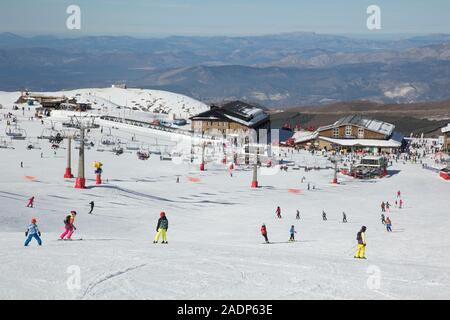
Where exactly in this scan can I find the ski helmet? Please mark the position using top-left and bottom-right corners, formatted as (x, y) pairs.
(361, 226), (367, 231)
(160, 211), (166, 217)
(31, 217), (37, 223)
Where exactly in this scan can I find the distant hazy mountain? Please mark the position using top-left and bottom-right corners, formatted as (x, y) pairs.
(1, 32), (450, 106)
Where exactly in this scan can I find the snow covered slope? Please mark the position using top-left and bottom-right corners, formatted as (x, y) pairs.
(0, 105), (449, 300)
(0, 87), (209, 119)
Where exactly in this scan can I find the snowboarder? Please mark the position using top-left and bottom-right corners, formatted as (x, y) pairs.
(26, 196), (35, 208)
(296, 210), (300, 220)
(354, 226), (367, 259)
(261, 224), (269, 243)
(60, 211), (77, 240)
(322, 210), (327, 221)
(381, 201), (385, 212)
(154, 211), (169, 244)
(381, 213), (386, 225)
(289, 225), (297, 242)
(89, 201), (94, 214)
(276, 206), (282, 219)
(24, 218), (42, 246)
(342, 212), (347, 223)
(385, 217), (392, 232)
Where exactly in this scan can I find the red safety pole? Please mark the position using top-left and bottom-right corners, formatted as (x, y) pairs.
(64, 137), (74, 178)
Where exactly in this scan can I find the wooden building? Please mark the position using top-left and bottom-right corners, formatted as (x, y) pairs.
(296, 115), (403, 154)
(190, 101), (270, 135)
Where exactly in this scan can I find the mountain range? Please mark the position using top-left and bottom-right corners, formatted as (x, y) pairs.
(1, 32), (450, 107)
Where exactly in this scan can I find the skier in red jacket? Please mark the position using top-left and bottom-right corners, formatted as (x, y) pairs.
(276, 206), (282, 219)
(261, 224), (269, 243)
(26, 196), (35, 208)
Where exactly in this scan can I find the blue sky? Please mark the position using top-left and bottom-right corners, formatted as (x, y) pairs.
(0, 0), (449, 37)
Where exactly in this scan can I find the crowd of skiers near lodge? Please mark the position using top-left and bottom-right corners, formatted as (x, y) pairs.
(23, 191), (403, 258)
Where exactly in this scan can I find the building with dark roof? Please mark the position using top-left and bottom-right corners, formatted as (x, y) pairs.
(190, 101), (270, 134)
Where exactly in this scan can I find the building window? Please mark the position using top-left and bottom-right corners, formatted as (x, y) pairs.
(345, 125), (352, 136)
(358, 128), (364, 139)
(333, 128), (339, 137)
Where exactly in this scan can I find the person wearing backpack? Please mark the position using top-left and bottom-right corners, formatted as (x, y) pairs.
(153, 211), (169, 244)
(60, 211), (77, 240)
(354, 226), (367, 259)
(24, 217), (42, 246)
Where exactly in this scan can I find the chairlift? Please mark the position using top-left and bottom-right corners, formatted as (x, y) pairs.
(6, 125), (26, 140)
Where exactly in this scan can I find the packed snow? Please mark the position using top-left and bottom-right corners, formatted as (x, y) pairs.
(0, 97), (449, 300)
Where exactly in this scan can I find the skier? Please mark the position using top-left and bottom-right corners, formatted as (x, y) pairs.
(307, 182), (310, 191)
(276, 206), (282, 219)
(20, 161), (23, 168)
(176, 177), (180, 183)
(322, 210), (327, 221)
(381, 213), (386, 225)
(381, 201), (385, 212)
(89, 201), (94, 214)
(24, 218), (42, 247)
(289, 225), (297, 242)
(386, 201), (391, 212)
(154, 211), (169, 244)
(296, 210), (300, 220)
(60, 211), (77, 240)
(354, 226), (367, 259)
(385, 217), (392, 232)
(399, 199), (403, 209)
(26, 196), (35, 208)
(261, 224), (269, 243)
(342, 212), (347, 223)
(397, 190), (401, 198)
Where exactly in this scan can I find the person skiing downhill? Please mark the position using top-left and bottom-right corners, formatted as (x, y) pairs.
(397, 190), (401, 198)
(342, 212), (347, 223)
(89, 201), (94, 214)
(399, 199), (403, 209)
(381, 213), (386, 225)
(296, 210), (300, 220)
(322, 210), (327, 221)
(60, 211), (77, 240)
(24, 218), (42, 246)
(276, 206), (282, 219)
(385, 217), (393, 232)
(154, 211), (169, 244)
(261, 224), (269, 243)
(354, 226), (367, 259)
(26, 196), (35, 208)
(381, 201), (385, 212)
(289, 225), (297, 242)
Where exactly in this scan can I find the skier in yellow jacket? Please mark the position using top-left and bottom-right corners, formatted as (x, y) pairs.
(354, 226), (367, 259)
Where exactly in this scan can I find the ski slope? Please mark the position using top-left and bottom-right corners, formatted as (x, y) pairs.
(0, 105), (449, 300)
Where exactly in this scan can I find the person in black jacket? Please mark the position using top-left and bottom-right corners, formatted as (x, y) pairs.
(153, 211), (169, 244)
(89, 201), (94, 214)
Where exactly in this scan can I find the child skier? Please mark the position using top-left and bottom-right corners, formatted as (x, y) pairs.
(354, 226), (367, 259)
(289, 225), (297, 242)
(322, 210), (327, 221)
(60, 211), (77, 240)
(261, 224), (269, 243)
(24, 218), (42, 246)
(385, 217), (392, 232)
(276, 206), (282, 219)
(26, 196), (35, 208)
(154, 211), (169, 244)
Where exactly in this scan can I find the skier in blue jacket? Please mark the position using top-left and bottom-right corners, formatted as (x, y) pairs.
(289, 225), (297, 242)
(24, 218), (42, 246)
